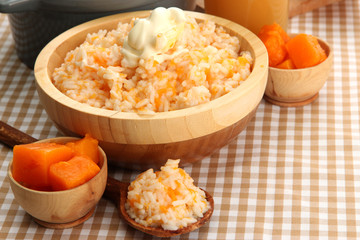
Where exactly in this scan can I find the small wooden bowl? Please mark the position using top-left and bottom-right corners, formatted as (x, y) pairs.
(264, 36), (333, 107)
(34, 11), (268, 170)
(7, 137), (108, 229)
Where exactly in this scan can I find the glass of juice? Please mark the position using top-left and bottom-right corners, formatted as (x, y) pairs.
(204, 0), (289, 35)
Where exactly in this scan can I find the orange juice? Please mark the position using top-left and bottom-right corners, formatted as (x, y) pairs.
(204, 0), (288, 35)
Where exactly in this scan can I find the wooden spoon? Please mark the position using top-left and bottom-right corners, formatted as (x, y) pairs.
(103, 176), (214, 237)
(0, 121), (214, 237)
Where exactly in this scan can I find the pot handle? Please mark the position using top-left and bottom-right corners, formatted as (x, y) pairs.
(0, 0), (39, 13)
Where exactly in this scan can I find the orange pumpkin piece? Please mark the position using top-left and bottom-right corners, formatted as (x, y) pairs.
(275, 58), (296, 69)
(258, 23), (291, 43)
(65, 134), (99, 164)
(258, 26), (288, 67)
(49, 155), (100, 191)
(12, 142), (74, 190)
(285, 33), (327, 69)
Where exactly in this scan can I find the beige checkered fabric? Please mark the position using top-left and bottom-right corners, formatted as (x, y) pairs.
(1, 0), (359, 239)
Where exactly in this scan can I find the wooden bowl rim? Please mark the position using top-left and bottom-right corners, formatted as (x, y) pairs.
(7, 137), (108, 195)
(34, 10), (268, 121)
(269, 34), (333, 73)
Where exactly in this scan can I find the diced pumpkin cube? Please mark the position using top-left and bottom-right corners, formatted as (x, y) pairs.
(275, 58), (296, 69)
(49, 155), (100, 191)
(285, 33), (327, 69)
(258, 23), (291, 43)
(12, 142), (74, 190)
(258, 30), (288, 67)
(65, 134), (99, 164)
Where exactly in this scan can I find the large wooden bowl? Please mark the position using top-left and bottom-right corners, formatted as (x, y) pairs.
(34, 11), (268, 170)
(264, 35), (333, 107)
(8, 137), (108, 228)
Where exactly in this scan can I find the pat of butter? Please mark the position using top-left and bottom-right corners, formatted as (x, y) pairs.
(121, 7), (186, 68)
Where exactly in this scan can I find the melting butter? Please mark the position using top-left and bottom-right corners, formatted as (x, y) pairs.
(121, 7), (186, 68)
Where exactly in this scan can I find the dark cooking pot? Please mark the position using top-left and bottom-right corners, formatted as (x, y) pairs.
(0, 0), (196, 69)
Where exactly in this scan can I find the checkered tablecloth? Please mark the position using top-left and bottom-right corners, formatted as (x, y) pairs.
(1, 0), (359, 239)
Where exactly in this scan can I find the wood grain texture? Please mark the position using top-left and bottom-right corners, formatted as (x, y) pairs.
(264, 36), (333, 107)
(33, 207), (96, 229)
(0, 121), (37, 147)
(8, 137), (108, 225)
(58, 105), (258, 170)
(34, 11), (268, 168)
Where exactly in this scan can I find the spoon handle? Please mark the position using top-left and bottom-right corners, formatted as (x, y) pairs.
(0, 121), (37, 147)
(103, 176), (122, 206)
